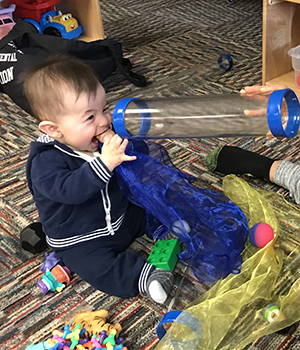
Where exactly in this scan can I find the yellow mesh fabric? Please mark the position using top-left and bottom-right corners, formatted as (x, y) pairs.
(155, 175), (300, 350)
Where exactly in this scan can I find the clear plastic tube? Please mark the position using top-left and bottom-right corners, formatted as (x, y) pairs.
(113, 89), (300, 139)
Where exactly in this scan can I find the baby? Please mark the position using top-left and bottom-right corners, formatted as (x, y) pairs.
(23, 54), (173, 304)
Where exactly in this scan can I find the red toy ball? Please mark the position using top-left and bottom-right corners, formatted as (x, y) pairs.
(249, 222), (274, 248)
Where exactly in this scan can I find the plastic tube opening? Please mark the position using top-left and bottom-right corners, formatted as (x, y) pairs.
(267, 89), (300, 138)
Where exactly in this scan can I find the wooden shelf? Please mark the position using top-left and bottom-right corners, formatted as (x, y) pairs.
(2, 0), (105, 41)
(266, 70), (299, 90)
(263, 0), (300, 93)
(284, 0), (300, 4)
(57, 0), (105, 41)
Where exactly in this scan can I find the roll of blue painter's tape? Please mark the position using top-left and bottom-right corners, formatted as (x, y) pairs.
(218, 54), (233, 71)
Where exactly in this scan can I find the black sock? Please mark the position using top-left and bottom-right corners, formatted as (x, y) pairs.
(205, 146), (275, 180)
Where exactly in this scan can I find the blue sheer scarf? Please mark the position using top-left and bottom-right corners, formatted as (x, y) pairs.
(115, 140), (248, 283)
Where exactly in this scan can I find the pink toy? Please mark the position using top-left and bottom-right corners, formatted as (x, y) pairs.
(249, 222), (274, 248)
(53, 334), (64, 344)
(0, 4), (16, 39)
(92, 335), (102, 348)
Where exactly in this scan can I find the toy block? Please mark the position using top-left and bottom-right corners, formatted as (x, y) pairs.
(147, 239), (181, 271)
(20, 222), (47, 254)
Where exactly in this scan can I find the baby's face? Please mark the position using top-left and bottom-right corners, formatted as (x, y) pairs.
(55, 83), (112, 155)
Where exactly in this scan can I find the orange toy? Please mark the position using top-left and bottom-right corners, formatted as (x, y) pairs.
(72, 309), (122, 339)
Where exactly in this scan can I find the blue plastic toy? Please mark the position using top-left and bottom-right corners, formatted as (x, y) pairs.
(24, 10), (83, 39)
(25, 341), (52, 350)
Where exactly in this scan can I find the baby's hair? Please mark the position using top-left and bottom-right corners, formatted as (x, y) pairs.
(20, 54), (101, 121)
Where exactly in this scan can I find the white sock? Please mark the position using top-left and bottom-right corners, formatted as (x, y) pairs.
(146, 269), (174, 304)
(148, 280), (168, 304)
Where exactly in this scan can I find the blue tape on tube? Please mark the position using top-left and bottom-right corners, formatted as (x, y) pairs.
(113, 97), (151, 138)
(113, 97), (136, 138)
(156, 310), (202, 343)
(267, 89), (300, 138)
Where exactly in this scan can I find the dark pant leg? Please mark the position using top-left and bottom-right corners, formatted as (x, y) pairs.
(59, 244), (147, 297)
(56, 203), (150, 297)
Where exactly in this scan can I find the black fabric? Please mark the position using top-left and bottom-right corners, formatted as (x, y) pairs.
(215, 146), (275, 180)
(0, 20), (147, 114)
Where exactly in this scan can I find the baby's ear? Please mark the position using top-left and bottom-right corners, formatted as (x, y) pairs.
(39, 121), (62, 138)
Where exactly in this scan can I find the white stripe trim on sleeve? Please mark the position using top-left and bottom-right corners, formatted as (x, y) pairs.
(90, 158), (112, 182)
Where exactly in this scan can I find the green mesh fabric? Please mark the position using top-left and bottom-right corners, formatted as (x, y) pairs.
(204, 145), (224, 171)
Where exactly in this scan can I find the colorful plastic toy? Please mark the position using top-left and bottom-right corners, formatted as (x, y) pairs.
(24, 10), (83, 39)
(37, 264), (71, 293)
(62, 325), (71, 339)
(37, 270), (63, 293)
(103, 329), (117, 346)
(25, 320), (128, 350)
(147, 239), (181, 271)
(91, 335), (102, 348)
(7, 0), (60, 22)
(99, 330), (107, 344)
(72, 309), (122, 339)
(40, 251), (60, 273)
(25, 341), (52, 350)
(0, 4), (16, 39)
(263, 304), (281, 323)
(38, 251), (71, 294)
(249, 222), (274, 248)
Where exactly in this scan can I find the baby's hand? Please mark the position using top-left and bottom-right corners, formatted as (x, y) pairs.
(100, 134), (136, 171)
(97, 129), (116, 144)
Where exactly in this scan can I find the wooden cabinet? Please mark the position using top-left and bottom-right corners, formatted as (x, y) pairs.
(57, 0), (105, 41)
(263, 0), (300, 92)
(2, 0), (105, 41)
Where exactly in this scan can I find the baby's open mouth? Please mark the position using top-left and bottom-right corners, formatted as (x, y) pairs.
(92, 136), (98, 144)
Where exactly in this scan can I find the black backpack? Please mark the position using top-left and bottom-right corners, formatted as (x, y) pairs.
(0, 20), (147, 114)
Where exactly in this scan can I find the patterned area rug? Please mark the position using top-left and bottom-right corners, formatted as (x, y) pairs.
(2, 0), (300, 349)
